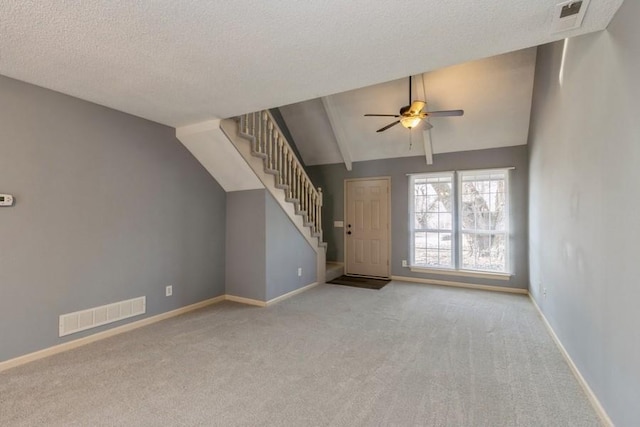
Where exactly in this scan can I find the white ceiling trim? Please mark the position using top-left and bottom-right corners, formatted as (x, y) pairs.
(321, 96), (353, 171)
(423, 129), (434, 165)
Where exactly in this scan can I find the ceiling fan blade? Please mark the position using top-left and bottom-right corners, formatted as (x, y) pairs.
(408, 101), (426, 115)
(426, 109), (464, 117)
(364, 114), (400, 117)
(376, 120), (400, 132)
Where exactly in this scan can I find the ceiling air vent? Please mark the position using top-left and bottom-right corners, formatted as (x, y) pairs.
(552, 0), (589, 33)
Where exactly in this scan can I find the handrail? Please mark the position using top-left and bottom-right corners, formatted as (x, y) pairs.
(239, 111), (323, 240)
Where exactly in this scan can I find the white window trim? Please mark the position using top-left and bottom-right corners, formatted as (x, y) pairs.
(409, 266), (511, 280)
(409, 168), (512, 275)
(457, 169), (510, 274)
(408, 172), (455, 269)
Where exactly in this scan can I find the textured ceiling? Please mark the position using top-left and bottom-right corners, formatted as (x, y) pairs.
(0, 1), (624, 127)
(281, 49), (537, 165)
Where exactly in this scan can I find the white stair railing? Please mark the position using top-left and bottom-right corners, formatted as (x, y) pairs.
(239, 111), (324, 244)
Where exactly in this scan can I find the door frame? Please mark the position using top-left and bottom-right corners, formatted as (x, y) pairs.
(343, 176), (392, 278)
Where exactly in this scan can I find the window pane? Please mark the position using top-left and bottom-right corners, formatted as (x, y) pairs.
(459, 170), (509, 272)
(438, 212), (452, 229)
(460, 171), (507, 233)
(413, 231), (452, 268)
(413, 212), (427, 229)
(411, 173), (453, 231)
(427, 232), (453, 268)
(461, 232), (506, 272)
(438, 250), (452, 267)
(414, 232), (427, 265)
(411, 173), (453, 268)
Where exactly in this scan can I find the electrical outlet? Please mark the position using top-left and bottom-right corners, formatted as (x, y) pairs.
(297, 268), (302, 277)
(402, 260), (408, 267)
(165, 285), (173, 297)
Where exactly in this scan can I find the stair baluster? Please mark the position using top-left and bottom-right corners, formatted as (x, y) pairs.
(238, 111), (325, 247)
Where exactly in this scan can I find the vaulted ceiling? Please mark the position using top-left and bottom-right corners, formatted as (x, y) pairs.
(0, 1), (623, 131)
(279, 48), (537, 165)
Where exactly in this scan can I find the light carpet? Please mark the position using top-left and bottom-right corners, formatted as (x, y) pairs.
(0, 281), (601, 426)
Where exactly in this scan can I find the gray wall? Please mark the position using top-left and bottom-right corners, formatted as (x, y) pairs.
(307, 146), (528, 289)
(225, 190), (267, 300)
(265, 192), (316, 300)
(226, 189), (317, 301)
(528, 3), (640, 424)
(0, 75), (226, 363)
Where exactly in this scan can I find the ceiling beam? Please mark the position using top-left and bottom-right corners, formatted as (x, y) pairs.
(321, 96), (353, 171)
(422, 128), (434, 165)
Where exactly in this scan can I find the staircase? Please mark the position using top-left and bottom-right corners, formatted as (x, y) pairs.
(225, 111), (326, 248)
(216, 110), (326, 284)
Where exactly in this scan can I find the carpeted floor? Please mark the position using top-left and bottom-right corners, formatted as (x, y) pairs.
(0, 282), (601, 426)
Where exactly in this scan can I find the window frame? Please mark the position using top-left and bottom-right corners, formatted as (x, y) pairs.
(408, 172), (455, 270)
(457, 169), (510, 274)
(408, 168), (511, 276)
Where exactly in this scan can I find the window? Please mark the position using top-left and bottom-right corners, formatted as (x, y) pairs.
(409, 169), (510, 274)
(410, 173), (454, 269)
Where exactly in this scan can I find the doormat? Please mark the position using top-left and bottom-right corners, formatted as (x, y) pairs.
(327, 275), (390, 290)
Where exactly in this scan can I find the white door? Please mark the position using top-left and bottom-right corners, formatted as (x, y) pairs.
(345, 178), (390, 278)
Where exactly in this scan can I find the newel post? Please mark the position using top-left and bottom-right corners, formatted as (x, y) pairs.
(317, 187), (323, 235)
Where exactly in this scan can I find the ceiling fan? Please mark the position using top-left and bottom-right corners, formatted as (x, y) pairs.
(364, 75), (464, 132)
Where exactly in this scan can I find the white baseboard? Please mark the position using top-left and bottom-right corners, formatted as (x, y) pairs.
(266, 282), (319, 306)
(225, 281), (319, 308)
(224, 294), (267, 307)
(391, 275), (528, 294)
(0, 295), (226, 373)
(1, 282), (322, 373)
(529, 295), (613, 427)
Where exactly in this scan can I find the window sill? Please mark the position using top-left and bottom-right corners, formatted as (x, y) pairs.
(409, 267), (511, 281)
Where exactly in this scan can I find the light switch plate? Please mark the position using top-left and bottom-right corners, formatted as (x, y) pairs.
(334, 221), (344, 228)
(0, 194), (14, 206)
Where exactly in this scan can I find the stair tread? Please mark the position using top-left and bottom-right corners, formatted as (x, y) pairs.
(238, 114), (328, 252)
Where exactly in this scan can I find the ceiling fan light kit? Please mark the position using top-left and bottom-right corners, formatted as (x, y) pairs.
(400, 116), (421, 129)
(364, 75), (464, 133)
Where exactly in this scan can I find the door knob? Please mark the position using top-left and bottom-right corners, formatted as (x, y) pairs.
(347, 231), (352, 235)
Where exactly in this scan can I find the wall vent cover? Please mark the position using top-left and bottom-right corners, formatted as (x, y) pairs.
(552, 0), (589, 33)
(59, 296), (146, 337)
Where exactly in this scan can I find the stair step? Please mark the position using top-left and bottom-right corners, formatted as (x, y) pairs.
(236, 112), (327, 250)
(325, 262), (343, 281)
(251, 151), (268, 159)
